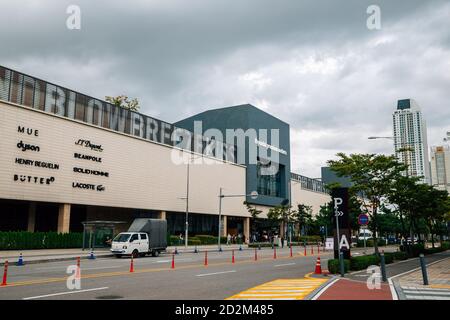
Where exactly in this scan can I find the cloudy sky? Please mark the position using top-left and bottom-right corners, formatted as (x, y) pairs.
(2, 0), (449, 177)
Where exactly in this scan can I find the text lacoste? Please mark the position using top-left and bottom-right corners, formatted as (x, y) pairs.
(17, 140), (40, 152)
(72, 182), (105, 191)
(14, 174), (55, 185)
(75, 139), (104, 152)
(74, 153), (102, 163)
(73, 167), (109, 177)
(15, 158), (60, 170)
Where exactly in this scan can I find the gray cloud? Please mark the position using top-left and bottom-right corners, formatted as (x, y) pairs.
(1, 0), (449, 177)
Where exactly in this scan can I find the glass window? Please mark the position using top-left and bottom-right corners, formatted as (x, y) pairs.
(140, 233), (147, 240)
(33, 79), (46, 111)
(0, 67), (11, 101)
(22, 76), (34, 107)
(75, 94), (87, 121)
(9, 71), (23, 105)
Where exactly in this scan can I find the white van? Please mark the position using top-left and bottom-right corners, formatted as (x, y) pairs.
(357, 229), (373, 241)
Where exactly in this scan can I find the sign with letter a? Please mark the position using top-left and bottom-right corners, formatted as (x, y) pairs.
(331, 187), (351, 259)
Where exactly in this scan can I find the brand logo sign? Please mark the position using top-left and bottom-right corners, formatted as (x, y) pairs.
(73, 167), (109, 177)
(74, 153), (102, 163)
(15, 158), (60, 170)
(17, 140), (40, 152)
(14, 174), (55, 185)
(75, 139), (104, 152)
(72, 182), (106, 191)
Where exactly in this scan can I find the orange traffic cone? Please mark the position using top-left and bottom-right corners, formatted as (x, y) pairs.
(273, 247), (277, 259)
(290, 245), (293, 257)
(1, 261), (8, 286)
(232, 250), (235, 264)
(171, 254), (175, 269)
(314, 256), (322, 274)
(204, 251), (208, 266)
(76, 257), (81, 279)
(130, 255), (134, 273)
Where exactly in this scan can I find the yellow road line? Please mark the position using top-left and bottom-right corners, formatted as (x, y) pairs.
(226, 277), (327, 300)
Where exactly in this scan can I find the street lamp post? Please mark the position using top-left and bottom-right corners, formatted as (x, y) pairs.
(217, 189), (258, 251)
(181, 153), (203, 249)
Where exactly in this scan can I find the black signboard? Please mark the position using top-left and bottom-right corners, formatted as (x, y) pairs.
(331, 187), (351, 259)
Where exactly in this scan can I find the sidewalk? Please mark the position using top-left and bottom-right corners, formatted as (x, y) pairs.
(315, 278), (393, 300)
(393, 257), (450, 300)
(0, 244), (249, 265)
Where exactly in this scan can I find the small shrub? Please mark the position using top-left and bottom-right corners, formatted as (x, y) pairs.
(328, 259), (350, 274)
(350, 255), (380, 271)
(393, 251), (409, 261)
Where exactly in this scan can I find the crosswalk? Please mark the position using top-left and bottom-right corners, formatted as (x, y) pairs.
(227, 278), (327, 300)
(401, 286), (450, 300)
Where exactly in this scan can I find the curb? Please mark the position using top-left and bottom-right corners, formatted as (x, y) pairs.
(0, 254), (114, 266)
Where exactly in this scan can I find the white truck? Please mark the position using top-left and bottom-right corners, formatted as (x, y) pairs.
(111, 218), (167, 258)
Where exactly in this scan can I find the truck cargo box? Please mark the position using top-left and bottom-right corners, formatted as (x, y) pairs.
(128, 218), (167, 249)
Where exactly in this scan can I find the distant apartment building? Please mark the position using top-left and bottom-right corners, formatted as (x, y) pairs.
(392, 99), (430, 184)
(430, 145), (450, 192)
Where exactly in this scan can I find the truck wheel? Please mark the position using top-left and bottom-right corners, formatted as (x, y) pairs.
(132, 250), (139, 259)
(152, 250), (160, 257)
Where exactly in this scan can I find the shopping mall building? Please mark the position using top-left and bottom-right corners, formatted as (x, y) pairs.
(0, 65), (329, 241)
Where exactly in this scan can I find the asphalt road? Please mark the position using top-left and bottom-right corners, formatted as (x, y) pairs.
(0, 246), (394, 300)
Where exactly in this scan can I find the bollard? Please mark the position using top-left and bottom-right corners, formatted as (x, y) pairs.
(239, 245), (243, 251)
(290, 245), (293, 258)
(273, 247), (277, 259)
(194, 246), (198, 254)
(419, 254), (429, 285)
(317, 243), (320, 254)
(304, 246), (307, 256)
(254, 248), (258, 261)
(204, 251), (208, 266)
(311, 246), (314, 255)
(17, 253), (24, 266)
(339, 252), (345, 277)
(380, 251), (387, 282)
(174, 247), (178, 255)
(258, 244), (261, 250)
(171, 254), (175, 269)
(232, 250), (235, 264)
(1, 261), (8, 286)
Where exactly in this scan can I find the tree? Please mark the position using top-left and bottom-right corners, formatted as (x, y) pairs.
(105, 95), (140, 111)
(267, 205), (295, 238)
(295, 204), (312, 236)
(328, 153), (407, 255)
(243, 201), (262, 241)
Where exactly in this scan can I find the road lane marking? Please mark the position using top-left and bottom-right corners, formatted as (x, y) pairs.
(274, 263), (296, 267)
(196, 270), (236, 277)
(227, 277), (327, 300)
(23, 287), (109, 300)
